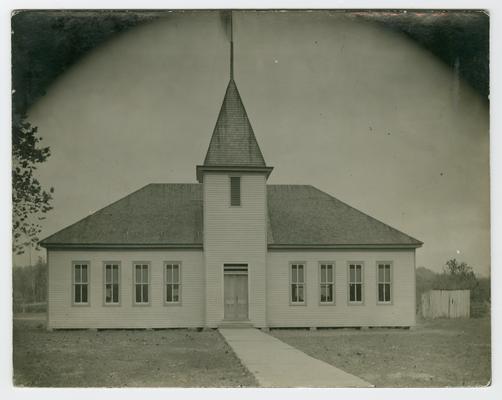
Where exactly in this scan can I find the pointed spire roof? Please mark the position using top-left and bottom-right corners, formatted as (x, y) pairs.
(203, 79), (267, 167)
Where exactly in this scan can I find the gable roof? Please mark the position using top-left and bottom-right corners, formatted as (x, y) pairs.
(203, 79), (267, 167)
(40, 184), (422, 249)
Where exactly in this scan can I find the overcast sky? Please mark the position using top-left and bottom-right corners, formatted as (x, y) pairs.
(21, 11), (489, 275)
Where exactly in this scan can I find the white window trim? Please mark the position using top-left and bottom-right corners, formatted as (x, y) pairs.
(289, 262), (307, 305)
(376, 261), (393, 305)
(103, 261), (121, 306)
(132, 261), (151, 306)
(164, 261), (182, 306)
(72, 261), (90, 306)
(318, 261), (335, 305)
(347, 262), (364, 305)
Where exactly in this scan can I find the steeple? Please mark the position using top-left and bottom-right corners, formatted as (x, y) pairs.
(196, 12), (272, 182)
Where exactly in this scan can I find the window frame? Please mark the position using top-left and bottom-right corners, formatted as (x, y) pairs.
(132, 261), (151, 306)
(289, 262), (307, 306)
(229, 175), (242, 207)
(376, 261), (393, 305)
(103, 261), (121, 306)
(72, 261), (90, 306)
(164, 261), (182, 306)
(347, 262), (364, 305)
(318, 261), (335, 305)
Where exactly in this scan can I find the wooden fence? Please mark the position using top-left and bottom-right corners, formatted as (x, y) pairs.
(421, 290), (470, 319)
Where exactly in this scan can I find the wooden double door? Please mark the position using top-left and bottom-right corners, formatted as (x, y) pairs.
(224, 274), (249, 321)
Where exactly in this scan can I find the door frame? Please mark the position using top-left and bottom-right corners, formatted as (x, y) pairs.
(223, 264), (249, 321)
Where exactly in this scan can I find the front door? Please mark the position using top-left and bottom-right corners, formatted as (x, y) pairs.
(224, 274), (248, 321)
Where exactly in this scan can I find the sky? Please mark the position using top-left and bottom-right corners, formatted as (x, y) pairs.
(19, 11), (490, 275)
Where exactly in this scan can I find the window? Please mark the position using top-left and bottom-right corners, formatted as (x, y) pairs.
(73, 262), (89, 304)
(319, 263), (335, 304)
(230, 176), (241, 206)
(348, 263), (363, 303)
(290, 263), (305, 304)
(165, 263), (181, 303)
(104, 263), (120, 304)
(134, 263), (149, 304)
(377, 263), (392, 303)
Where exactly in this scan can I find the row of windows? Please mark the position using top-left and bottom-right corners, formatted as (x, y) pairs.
(289, 262), (393, 305)
(72, 262), (181, 306)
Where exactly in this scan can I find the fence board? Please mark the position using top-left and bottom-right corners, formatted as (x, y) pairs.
(421, 290), (470, 319)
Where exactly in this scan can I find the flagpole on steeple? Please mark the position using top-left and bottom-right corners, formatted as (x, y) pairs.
(230, 11), (234, 80)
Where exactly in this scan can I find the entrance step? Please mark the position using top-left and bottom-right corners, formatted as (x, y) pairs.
(218, 321), (254, 329)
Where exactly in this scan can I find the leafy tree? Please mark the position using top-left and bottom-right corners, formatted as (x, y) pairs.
(12, 116), (53, 255)
(434, 258), (478, 291)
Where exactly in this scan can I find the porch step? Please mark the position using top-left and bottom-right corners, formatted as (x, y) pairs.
(218, 321), (254, 329)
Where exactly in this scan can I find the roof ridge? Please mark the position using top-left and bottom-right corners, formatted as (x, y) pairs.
(307, 185), (423, 244)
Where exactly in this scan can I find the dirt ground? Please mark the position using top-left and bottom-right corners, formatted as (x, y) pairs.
(12, 315), (257, 387)
(272, 316), (491, 387)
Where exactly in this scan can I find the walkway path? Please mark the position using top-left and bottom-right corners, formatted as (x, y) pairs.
(219, 328), (373, 388)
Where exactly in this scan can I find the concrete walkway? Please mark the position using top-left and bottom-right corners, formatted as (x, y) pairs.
(219, 328), (373, 388)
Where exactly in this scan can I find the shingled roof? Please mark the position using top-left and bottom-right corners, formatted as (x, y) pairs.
(40, 184), (422, 248)
(203, 79), (266, 167)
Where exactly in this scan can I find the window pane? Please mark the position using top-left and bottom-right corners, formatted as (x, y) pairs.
(291, 284), (297, 302)
(82, 265), (88, 283)
(166, 266), (172, 283)
(378, 283), (384, 302)
(378, 265), (384, 282)
(136, 285), (142, 303)
(112, 265), (119, 283)
(105, 284), (112, 302)
(291, 265), (297, 283)
(135, 266), (142, 283)
(326, 284), (333, 302)
(349, 283), (355, 301)
(75, 284), (81, 303)
(350, 267), (355, 282)
(173, 265), (179, 283)
(75, 266), (81, 283)
(356, 284), (362, 302)
(113, 284), (119, 303)
(298, 265), (304, 283)
(81, 284), (88, 303)
(320, 285), (326, 302)
(143, 284), (149, 302)
(327, 266), (333, 283)
(356, 266), (362, 282)
(166, 284), (172, 302)
(385, 266), (391, 282)
(385, 284), (391, 302)
(142, 265), (148, 283)
(298, 285), (304, 302)
(106, 266), (111, 283)
(321, 266), (326, 283)
(173, 284), (179, 302)
(230, 176), (241, 206)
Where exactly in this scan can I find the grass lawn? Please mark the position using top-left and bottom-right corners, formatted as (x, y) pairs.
(13, 315), (257, 387)
(272, 316), (491, 387)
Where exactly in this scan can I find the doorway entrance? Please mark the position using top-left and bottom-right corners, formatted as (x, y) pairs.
(224, 264), (249, 321)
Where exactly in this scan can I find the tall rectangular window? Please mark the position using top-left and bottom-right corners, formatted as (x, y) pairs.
(134, 263), (149, 304)
(319, 263), (335, 304)
(73, 263), (89, 304)
(377, 263), (392, 303)
(104, 263), (120, 304)
(165, 263), (181, 303)
(230, 176), (241, 206)
(290, 263), (305, 304)
(348, 263), (363, 303)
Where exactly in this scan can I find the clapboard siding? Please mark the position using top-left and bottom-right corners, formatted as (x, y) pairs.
(266, 250), (416, 327)
(203, 173), (268, 327)
(47, 249), (204, 329)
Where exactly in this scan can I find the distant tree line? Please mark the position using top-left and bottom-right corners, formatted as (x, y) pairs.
(13, 257), (47, 313)
(416, 258), (490, 316)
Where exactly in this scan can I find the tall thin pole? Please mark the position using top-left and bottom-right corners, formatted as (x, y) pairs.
(230, 11), (234, 80)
